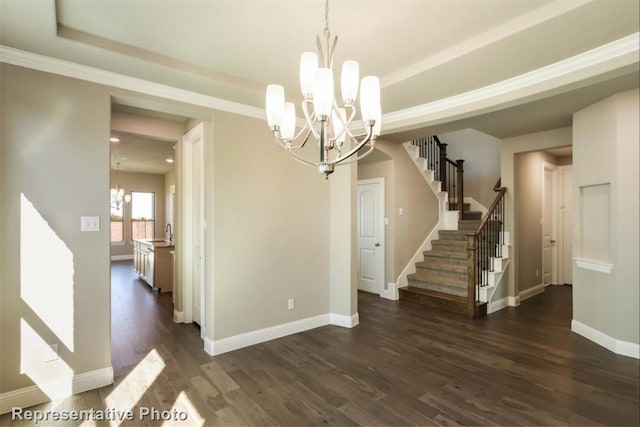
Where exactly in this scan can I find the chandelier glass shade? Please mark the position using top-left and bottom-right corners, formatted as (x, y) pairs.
(265, 0), (381, 178)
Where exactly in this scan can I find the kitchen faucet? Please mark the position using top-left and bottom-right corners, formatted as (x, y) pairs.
(165, 223), (173, 243)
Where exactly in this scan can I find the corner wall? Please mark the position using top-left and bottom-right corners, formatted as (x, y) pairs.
(572, 89), (639, 356)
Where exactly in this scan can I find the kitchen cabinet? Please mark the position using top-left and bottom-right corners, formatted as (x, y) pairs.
(134, 239), (174, 292)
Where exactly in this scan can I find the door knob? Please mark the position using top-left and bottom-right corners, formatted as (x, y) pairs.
(375, 243), (381, 247)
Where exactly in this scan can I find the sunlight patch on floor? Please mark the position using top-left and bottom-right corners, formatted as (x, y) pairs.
(104, 349), (165, 426)
(163, 391), (205, 427)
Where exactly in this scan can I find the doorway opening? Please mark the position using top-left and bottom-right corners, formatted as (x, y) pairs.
(109, 99), (211, 361)
(513, 146), (573, 306)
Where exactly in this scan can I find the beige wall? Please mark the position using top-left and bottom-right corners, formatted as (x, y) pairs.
(110, 171), (168, 257)
(210, 111), (332, 338)
(357, 139), (439, 286)
(0, 64), (340, 401)
(572, 89), (639, 345)
(439, 129), (501, 208)
(501, 127), (572, 297)
(1, 64), (111, 394)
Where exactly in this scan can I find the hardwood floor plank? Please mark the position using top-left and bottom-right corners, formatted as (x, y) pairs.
(2, 263), (637, 427)
(200, 361), (240, 394)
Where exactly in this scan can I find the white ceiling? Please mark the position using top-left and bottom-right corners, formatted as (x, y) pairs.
(110, 129), (177, 175)
(1, 0), (638, 140)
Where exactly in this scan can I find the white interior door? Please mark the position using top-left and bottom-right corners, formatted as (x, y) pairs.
(560, 166), (573, 284)
(357, 179), (384, 294)
(542, 163), (557, 286)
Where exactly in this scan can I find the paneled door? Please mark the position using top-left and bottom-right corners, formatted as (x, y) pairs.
(357, 179), (384, 294)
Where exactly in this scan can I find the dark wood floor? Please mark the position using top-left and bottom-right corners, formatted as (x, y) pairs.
(4, 261), (639, 426)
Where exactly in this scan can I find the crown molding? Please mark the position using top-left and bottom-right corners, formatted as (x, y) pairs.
(0, 45), (265, 120)
(382, 33), (640, 135)
(2, 33), (638, 133)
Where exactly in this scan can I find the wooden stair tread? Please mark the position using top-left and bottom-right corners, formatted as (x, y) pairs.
(415, 260), (467, 272)
(407, 275), (467, 290)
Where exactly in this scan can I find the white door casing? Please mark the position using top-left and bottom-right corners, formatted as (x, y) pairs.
(357, 179), (385, 294)
(542, 162), (558, 286)
(181, 123), (206, 330)
(559, 166), (573, 284)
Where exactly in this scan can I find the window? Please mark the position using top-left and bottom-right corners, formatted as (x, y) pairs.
(131, 191), (155, 240)
(110, 190), (124, 242)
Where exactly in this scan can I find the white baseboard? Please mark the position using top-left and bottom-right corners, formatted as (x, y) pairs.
(488, 296), (509, 314)
(508, 295), (520, 306)
(173, 310), (184, 323)
(381, 282), (399, 300)
(0, 367), (113, 414)
(211, 314), (330, 356)
(110, 254), (133, 261)
(203, 336), (215, 356)
(208, 312), (360, 356)
(519, 283), (544, 301)
(571, 320), (639, 359)
(330, 312), (360, 328)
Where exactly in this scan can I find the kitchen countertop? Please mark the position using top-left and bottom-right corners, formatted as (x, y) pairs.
(135, 238), (175, 248)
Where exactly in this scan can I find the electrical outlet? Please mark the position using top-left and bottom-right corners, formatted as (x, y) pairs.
(536, 269), (539, 277)
(287, 298), (294, 310)
(399, 208), (404, 216)
(44, 343), (59, 362)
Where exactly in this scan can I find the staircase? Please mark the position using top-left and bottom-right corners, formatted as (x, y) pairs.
(399, 204), (487, 317)
(398, 136), (507, 318)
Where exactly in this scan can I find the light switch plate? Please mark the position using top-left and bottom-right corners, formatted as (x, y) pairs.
(80, 216), (100, 232)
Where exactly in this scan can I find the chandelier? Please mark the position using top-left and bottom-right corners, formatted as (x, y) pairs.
(265, 0), (381, 178)
(110, 162), (131, 210)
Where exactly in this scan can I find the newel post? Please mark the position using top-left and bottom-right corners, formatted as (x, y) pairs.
(456, 159), (465, 216)
(438, 143), (447, 185)
(466, 233), (477, 318)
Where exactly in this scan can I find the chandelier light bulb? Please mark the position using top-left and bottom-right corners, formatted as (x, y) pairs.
(360, 76), (380, 122)
(300, 52), (319, 97)
(373, 107), (382, 137)
(312, 68), (334, 118)
(281, 103), (296, 140)
(266, 84), (285, 128)
(341, 60), (359, 105)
